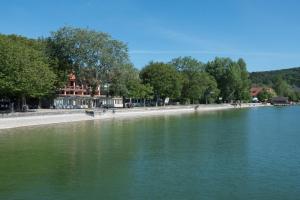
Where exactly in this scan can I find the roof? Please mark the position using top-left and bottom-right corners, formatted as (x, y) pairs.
(272, 96), (289, 101)
(250, 87), (262, 97)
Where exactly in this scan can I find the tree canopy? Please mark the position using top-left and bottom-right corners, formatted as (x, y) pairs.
(48, 26), (133, 93)
(140, 62), (182, 101)
(49, 26), (130, 71)
(2, 26), (276, 108)
(170, 57), (219, 103)
(205, 57), (250, 102)
(250, 67), (300, 87)
(0, 34), (56, 104)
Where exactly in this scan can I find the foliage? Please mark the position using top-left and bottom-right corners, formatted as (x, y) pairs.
(80, 67), (100, 96)
(205, 57), (251, 102)
(170, 56), (205, 72)
(170, 57), (219, 103)
(250, 67), (300, 101)
(127, 80), (153, 100)
(272, 76), (300, 101)
(0, 34), (56, 103)
(48, 26), (131, 92)
(140, 62), (182, 100)
(109, 64), (138, 97)
(0, 28), (264, 107)
(250, 67), (300, 87)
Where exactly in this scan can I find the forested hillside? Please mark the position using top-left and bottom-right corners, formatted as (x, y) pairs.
(250, 67), (300, 87)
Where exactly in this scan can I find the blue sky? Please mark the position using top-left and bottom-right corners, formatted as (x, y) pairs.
(1, 0), (300, 71)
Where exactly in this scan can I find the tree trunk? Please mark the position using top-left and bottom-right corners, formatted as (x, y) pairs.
(21, 95), (28, 112)
(122, 96), (126, 108)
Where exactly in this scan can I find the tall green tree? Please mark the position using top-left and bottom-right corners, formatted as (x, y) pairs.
(126, 79), (153, 106)
(272, 76), (298, 101)
(273, 76), (290, 96)
(170, 57), (219, 104)
(48, 26), (132, 92)
(140, 62), (182, 103)
(109, 64), (138, 97)
(109, 65), (153, 107)
(0, 34), (56, 108)
(205, 57), (250, 102)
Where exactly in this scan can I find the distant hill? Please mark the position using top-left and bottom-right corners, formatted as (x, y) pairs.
(250, 67), (300, 87)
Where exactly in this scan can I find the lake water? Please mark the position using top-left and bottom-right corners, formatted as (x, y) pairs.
(0, 106), (300, 200)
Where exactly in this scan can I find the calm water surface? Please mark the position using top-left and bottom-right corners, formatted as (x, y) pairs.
(0, 107), (300, 200)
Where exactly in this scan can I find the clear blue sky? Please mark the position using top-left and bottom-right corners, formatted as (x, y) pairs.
(1, 0), (300, 72)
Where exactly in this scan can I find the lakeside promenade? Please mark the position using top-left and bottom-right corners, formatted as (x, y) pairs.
(0, 103), (270, 130)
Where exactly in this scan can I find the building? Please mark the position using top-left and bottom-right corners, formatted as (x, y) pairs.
(250, 87), (263, 99)
(54, 73), (123, 109)
(58, 73), (101, 96)
(271, 96), (289, 105)
(250, 86), (275, 102)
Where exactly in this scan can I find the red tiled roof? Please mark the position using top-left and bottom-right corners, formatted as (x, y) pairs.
(250, 87), (262, 97)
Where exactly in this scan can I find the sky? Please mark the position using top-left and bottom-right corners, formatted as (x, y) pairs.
(1, 0), (300, 72)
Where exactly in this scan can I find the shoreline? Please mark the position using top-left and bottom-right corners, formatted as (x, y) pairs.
(0, 103), (270, 130)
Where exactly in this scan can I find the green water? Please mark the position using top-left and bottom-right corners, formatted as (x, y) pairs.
(0, 107), (300, 200)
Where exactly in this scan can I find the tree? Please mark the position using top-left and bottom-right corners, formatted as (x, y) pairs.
(272, 76), (300, 101)
(126, 80), (153, 106)
(48, 26), (131, 92)
(273, 76), (291, 97)
(138, 83), (153, 105)
(205, 57), (250, 102)
(0, 34), (56, 109)
(108, 65), (153, 107)
(201, 74), (220, 104)
(250, 67), (300, 88)
(80, 67), (100, 96)
(170, 57), (219, 104)
(170, 56), (204, 72)
(226, 60), (251, 101)
(140, 62), (182, 104)
(109, 64), (137, 97)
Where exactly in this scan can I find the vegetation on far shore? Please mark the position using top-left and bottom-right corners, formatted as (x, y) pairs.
(1, 26), (300, 109)
(250, 68), (300, 101)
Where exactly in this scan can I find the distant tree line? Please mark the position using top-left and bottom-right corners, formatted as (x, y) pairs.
(141, 57), (251, 105)
(1, 26), (255, 109)
(250, 67), (300, 101)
